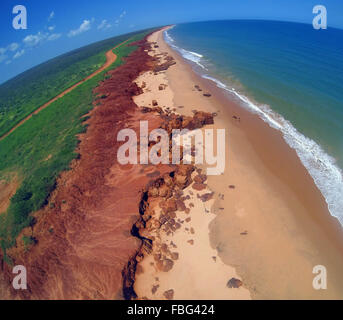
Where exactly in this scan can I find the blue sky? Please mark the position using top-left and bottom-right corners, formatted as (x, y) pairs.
(0, 0), (342, 84)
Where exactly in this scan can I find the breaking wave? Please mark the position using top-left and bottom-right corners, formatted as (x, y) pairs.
(164, 29), (343, 225)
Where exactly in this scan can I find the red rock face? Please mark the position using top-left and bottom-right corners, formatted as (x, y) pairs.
(1, 35), (174, 300)
(0, 33), (215, 300)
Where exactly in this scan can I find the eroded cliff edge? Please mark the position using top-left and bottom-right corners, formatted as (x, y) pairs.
(0, 32), (214, 300)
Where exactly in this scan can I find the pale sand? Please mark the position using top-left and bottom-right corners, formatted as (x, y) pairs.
(134, 173), (251, 300)
(135, 28), (343, 299)
(133, 39), (250, 299)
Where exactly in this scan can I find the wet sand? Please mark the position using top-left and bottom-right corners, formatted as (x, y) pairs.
(133, 48), (250, 299)
(134, 27), (343, 299)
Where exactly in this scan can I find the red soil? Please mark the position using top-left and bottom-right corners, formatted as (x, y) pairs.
(1, 34), (175, 299)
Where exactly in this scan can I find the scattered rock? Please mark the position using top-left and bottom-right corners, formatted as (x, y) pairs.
(152, 284), (160, 294)
(163, 289), (174, 300)
(161, 243), (168, 253)
(175, 199), (186, 211)
(194, 174), (207, 184)
(192, 183), (207, 191)
(187, 239), (194, 245)
(153, 56), (176, 72)
(232, 115), (241, 122)
(197, 192), (214, 202)
(141, 106), (163, 114)
(154, 253), (162, 261)
(227, 278), (243, 288)
(185, 111), (214, 129)
(159, 258), (174, 272)
(152, 100), (158, 106)
(170, 241), (177, 248)
(171, 252), (179, 260)
(158, 184), (172, 198)
(203, 93), (212, 97)
(229, 185), (235, 189)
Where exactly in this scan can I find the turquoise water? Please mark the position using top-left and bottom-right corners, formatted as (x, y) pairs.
(165, 20), (343, 222)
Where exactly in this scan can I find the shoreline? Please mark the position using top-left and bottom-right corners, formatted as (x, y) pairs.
(133, 27), (343, 299)
(165, 27), (343, 225)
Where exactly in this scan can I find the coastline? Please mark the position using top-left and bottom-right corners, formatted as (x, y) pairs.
(133, 27), (343, 299)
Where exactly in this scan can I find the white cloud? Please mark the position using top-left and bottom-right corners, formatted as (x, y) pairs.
(5, 60), (11, 65)
(48, 33), (62, 41)
(13, 49), (25, 59)
(97, 19), (112, 30)
(48, 11), (55, 21)
(114, 10), (127, 27)
(23, 32), (47, 47)
(68, 19), (92, 37)
(0, 43), (20, 57)
(48, 25), (55, 31)
(8, 42), (19, 51)
(98, 19), (106, 29)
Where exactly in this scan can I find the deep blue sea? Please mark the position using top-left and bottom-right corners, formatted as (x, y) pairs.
(164, 20), (343, 223)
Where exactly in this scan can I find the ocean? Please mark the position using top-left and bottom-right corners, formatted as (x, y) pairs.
(164, 20), (343, 223)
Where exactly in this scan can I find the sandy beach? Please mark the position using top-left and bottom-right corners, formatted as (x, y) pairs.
(133, 27), (343, 299)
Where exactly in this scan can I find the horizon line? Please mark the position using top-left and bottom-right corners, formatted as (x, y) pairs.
(1, 18), (342, 86)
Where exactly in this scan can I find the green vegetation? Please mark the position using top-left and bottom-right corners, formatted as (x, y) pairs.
(22, 235), (36, 252)
(0, 29), (153, 255)
(0, 29), (151, 137)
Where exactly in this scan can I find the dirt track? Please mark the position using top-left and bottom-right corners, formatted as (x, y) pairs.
(1, 35), (159, 299)
(0, 39), (129, 142)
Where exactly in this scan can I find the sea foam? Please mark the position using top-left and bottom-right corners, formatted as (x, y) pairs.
(164, 29), (343, 225)
(165, 30), (207, 70)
